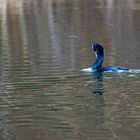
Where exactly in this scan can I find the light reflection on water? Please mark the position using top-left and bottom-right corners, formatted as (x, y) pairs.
(0, 0), (140, 140)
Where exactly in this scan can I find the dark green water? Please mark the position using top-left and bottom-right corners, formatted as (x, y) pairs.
(0, 0), (140, 140)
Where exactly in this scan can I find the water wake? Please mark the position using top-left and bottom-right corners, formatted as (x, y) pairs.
(81, 67), (140, 74)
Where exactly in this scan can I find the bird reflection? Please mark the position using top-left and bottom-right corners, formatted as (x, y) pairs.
(92, 71), (104, 96)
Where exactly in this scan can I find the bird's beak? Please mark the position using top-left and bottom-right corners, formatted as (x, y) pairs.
(91, 44), (94, 49)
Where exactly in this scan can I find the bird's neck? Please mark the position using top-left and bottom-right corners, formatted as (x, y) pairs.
(92, 54), (104, 70)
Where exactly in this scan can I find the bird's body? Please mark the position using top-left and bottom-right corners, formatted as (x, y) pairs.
(82, 43), (129, 72)
(97, 66), (129, 72)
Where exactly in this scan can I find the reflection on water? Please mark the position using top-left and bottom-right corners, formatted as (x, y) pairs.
(0, 0), (140, 140)
(92, 71), (104, 96)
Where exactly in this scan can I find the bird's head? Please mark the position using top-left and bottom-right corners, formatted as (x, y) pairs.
(91, 43), (104, 58)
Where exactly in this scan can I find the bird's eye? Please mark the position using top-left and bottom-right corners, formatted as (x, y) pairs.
(94, 48), (97, 52)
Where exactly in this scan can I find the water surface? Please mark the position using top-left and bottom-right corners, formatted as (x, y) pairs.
(0, 0), (140, 140)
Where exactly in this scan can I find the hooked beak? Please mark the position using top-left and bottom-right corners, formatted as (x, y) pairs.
(91, 44), (94, 49)
(91, 43), (97, 52)
(91, 44), (98, 58)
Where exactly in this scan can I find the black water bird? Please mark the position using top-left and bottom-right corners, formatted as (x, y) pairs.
(91, 43), (129, 72)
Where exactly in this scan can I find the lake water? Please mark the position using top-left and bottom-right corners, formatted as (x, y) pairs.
(0, 0), (140, 140)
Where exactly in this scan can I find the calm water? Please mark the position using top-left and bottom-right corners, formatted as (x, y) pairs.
(0, 0), (140, 140)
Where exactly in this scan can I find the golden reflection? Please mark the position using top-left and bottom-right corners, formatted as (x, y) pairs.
(1, 0), (11, 81)
(0, 0), (139, 76)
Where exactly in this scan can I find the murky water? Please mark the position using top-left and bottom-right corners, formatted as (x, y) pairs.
(0, 0), (140, 140)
